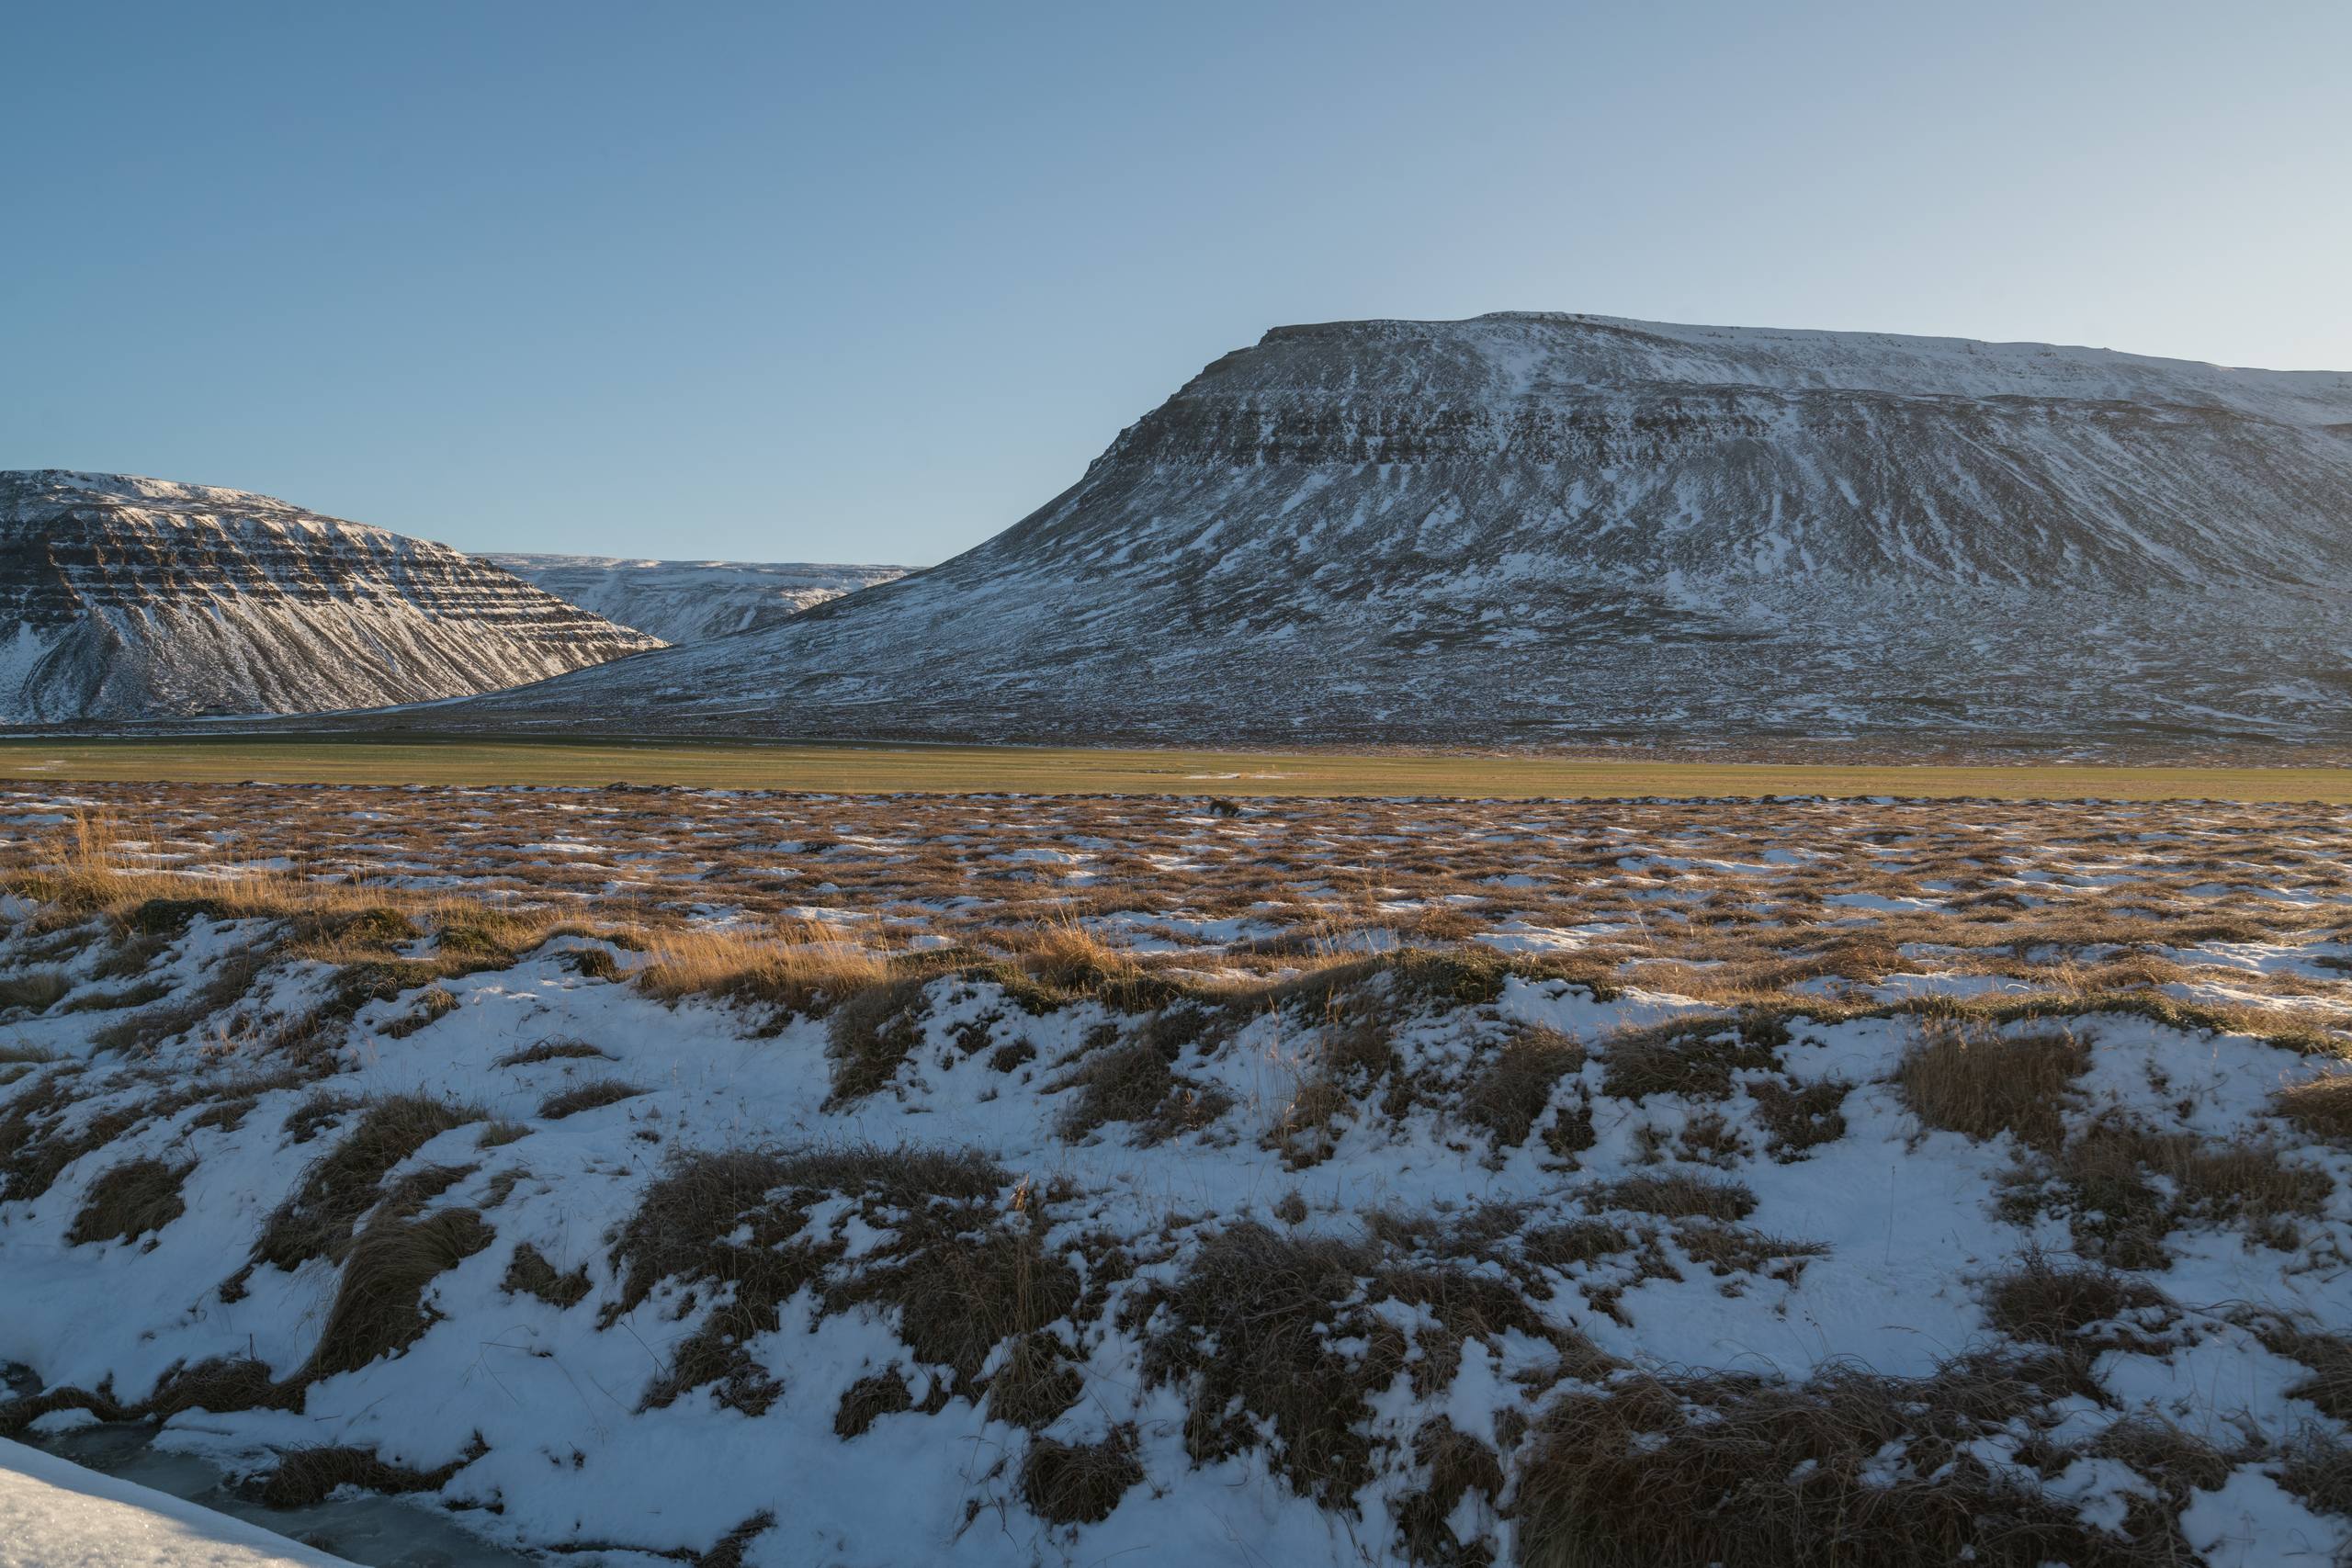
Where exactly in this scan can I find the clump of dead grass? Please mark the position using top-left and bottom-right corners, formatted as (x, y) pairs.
(1589, 1174), (1757, 1223)
(2274, 1071), (2352, 1147)
(635, 919), (891, 1015)
(303, 1206), (495, 1379)
(1462, 1025), (1584, 1152)
(257, 1438), (484, 1510)
(1515, 1358), (2173, 1568)
(2004, 1118), (2332, 1264)
(537, 1079), (644, 1120)
(67, 1156), (192, 1247)
(1600, 1014), (1785, 1102)
(1896, 1023), (2087, 1152)
(502, 1242), (591, 1309)
(246, 1093), (486, 1276)
(605, 1144), (1075, 1418)
(1135, 1220), (1592, 1510)
(1055, 1034), (1233, 1143)
(1983, 1253), (2174, 1348)
(1020, 1427), (1143, 1526)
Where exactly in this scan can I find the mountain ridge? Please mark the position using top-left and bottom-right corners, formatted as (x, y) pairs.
(424, 312), (2352, 752)
(0, 470), (663, 722)
(485, 553), (905, 644)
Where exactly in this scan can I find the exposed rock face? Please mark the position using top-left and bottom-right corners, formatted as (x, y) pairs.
(483, 555), (905, 644)
(0, 471), (664, 723)
(373, 316), (2352, 750)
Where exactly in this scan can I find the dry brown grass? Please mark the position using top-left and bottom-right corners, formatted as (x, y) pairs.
(1747, 1077), (1852, 1158)
(1135, 1220), (1587, 1511)
(304, 1206), (495, 1380)
(1020, 1427), (1143, 1526)
(2274, 1071), (2352, 1146)
(1600, 1015), (1784, 1102)
(1896, 1024), (2086, 1152)
(258, 1439), (483, 1510)
(1515, 1359), (2172, 1568)
(1462, 1025), (1585, 1152)
(2001, 1119), (2332, 1265)
(246, 1093), (485, 1275)
(1983, 1254), (2173, 1348)
(66, 1156), (192, 1246)
(492, 1039), (612, 1067)
(604, 1144), (1071, 1416)
(501, 1242), (591, 1309)
(1589, 1174), (1757, 1223)
(833, 1371), (929, 1438)
(635, 919), (888, 1011)
(537, 1079), (644, 1120)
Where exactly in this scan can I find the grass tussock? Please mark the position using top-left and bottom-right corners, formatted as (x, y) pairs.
(605, 1144), (1072, 1417)
(257, 1438), (484, 1510)
(833, 1371), (917, 1438)
(502, 1242), (591, 1309)
(0, 970), (71, 1014)
(1136, 1221), (1592, 1510)
(1020, 1427), (1143, 1526)
(1983, 1254), (2174, 1348)
(2274, 1071), (2352, 1146)
(2004, 1118), (2333, 1264)
(303, 1206), (495, 1380)
(248, 1094), (485, 1275)
(1055, 1032), (1233, 1143)
(1462, 1025), (1585, 1151)
(493, 1039), (612, 1068)
(1515, 1359), (2176, 1568)
(0, 1070), (142, 1203)
(1600, 1014), (1786, 1101)
(635, 919), (891, 1013)
(1589, 1174), (1757, 1223)
(1746, 1077), (1852, 1158)
(67, 1156), (193, 1247)
(537, 1079), (644, 1120)
(1896, 1024), (2087, 1152)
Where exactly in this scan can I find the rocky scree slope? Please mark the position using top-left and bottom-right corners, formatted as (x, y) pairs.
(0, 472), (663, 723)
(483, 554), (905, 644)
(445, 314), (2352, 750)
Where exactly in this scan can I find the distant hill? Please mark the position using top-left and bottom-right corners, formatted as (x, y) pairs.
(484, 554), (905, 644)
(436, 313), (2352, 751)
(0, 471), (662, 723)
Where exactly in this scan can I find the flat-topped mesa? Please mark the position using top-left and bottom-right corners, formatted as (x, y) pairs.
(0, 471), (662, 723)
(1033, 313), (2352, 592)
(317, 314), (2352, 751)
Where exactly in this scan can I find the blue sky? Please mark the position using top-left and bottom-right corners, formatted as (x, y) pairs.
(6, 1), (2346, 566)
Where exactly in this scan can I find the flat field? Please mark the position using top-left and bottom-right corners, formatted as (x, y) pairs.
(5, 734), (2352, 799)
(2, 780), (2349, 1564)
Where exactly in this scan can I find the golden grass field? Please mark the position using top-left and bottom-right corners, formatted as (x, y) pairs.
(0, 734), (2350, 800)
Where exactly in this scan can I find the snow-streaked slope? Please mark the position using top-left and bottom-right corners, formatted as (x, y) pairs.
(0, 1438), (352, 1568)
(483, 554), (904, 643)
(443, 313), (2352, 750)
(0, 473), (663, 723)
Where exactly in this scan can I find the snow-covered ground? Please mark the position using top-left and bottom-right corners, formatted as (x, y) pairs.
(3, 791), (2350, 1564)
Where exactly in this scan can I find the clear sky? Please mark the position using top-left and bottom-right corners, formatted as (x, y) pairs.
(6, 1), (2346, 567)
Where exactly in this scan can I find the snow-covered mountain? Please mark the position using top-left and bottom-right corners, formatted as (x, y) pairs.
(482, 554), (904, 644)
(440, 313), (2352, 750)
(0, 471), (663, 723)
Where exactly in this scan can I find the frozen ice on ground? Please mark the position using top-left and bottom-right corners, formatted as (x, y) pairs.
(0, 1436), (353, 1568)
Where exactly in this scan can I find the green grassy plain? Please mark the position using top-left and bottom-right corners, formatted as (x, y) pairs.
(0, 735), (2347, 801)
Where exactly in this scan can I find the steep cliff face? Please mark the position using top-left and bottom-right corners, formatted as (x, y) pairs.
(0, 471), (663, 722)
(484, 555), (905, 644)
(383, 316), (2352, 749)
